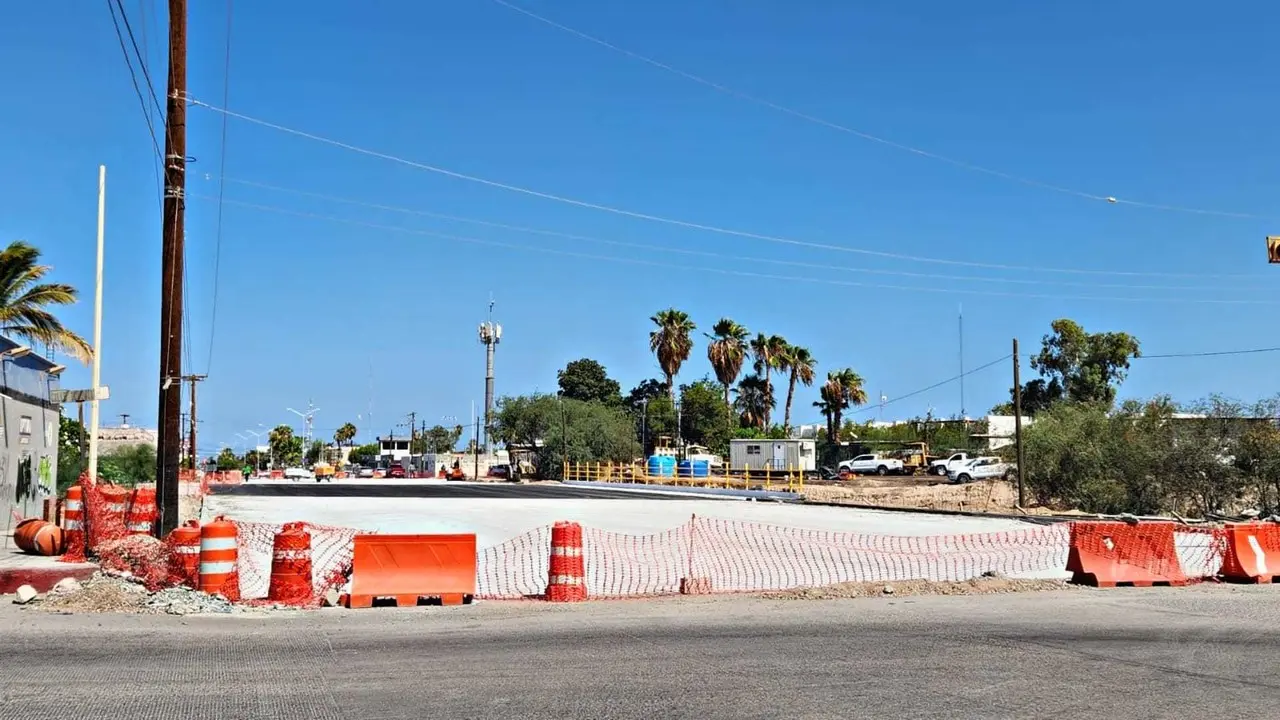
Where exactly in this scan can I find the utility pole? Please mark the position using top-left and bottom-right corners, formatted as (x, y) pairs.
(1012, 338), (1026, 508)
(473, 416), (481, 479)
(958, 304), (966, 419)
(182, 374), (206, 470)
(88, 165), (106, 483)
(155, 0), (187, 537)
(119, 413), (131, 428)
(478, 298), (501, 454)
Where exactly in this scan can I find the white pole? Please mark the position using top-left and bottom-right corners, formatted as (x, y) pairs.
(87, 165), (106, 482)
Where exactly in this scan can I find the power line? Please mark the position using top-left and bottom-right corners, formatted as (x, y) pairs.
(105, 0), (162, 162)
(1138, 346), (1280, 359)
(186, 98), (1265, 281)
(205, 0), (234, 375)
(193, 193), (1280, 306)
(208, 175), (1271, 294)
(851, 354), (1011, 415)
(488, 0), (1274, 223)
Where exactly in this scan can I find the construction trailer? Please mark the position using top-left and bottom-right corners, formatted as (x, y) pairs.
(729, 438), (817, 473)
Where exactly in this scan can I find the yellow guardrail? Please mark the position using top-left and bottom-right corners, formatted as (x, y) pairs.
(563, 461), (805, 493)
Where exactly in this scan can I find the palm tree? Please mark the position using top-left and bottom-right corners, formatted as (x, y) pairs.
(334, 422), (357, 447)
(0, 240), (92, 362)
(821, 368), (867, 441)
(705, 318), (749, 418)
(749, 333), (787, 427)
(813, 396), (835, 442)
(649, 308), (696, 401)
(733, 374), (774, 430)
(778, 344), (817, 434)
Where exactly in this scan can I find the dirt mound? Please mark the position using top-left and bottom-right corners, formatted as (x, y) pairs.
(39, 573), (152, 613)
(801, 479), (1072, 515)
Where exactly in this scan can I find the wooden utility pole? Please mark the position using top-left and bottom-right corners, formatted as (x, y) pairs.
(1012, 339), (1026, 508)
(155, 0), (187, 537)
(183, 374), (207, 469)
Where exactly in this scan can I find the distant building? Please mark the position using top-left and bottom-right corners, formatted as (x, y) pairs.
(0, 337), (63, 548)
(95, 425), (158, 454)
(377, 436), (412, 463)
(977, 414), (1035, 451)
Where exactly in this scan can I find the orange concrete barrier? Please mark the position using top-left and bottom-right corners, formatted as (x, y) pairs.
(126, 487), (157, 535)
(342, 534), (476, 608)
(1220, 522), (1280, 583)
(268, 522), (314, 606)
(167, 520), (201, 588)
(199, 517), (241, 601)
(60, 486), (87, 563)
(1066, 521), (1187, 587)
(546, 521), (587, 602)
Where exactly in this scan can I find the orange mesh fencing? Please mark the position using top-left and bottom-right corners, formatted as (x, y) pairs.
(230, 520), (361, 605)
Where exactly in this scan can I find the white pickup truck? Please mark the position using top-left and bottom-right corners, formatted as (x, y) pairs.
(838, 454), (906, 477)
(929, 452), (975, 477)
(948, 456), (1016, 484)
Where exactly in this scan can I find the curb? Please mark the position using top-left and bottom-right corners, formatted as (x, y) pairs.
(0, 563), (97, 594)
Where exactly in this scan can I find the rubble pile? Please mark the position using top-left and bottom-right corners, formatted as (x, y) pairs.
(96, 534), (172, 591)
(20, 572), (247, 615)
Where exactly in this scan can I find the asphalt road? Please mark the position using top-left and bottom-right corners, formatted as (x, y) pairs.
(208, 481), (696, 500)
(5, 586), (1280, 719)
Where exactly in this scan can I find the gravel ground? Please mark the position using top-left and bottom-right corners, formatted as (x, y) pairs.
(761, 573), (1075, 600)
(31, 572), (255, 615)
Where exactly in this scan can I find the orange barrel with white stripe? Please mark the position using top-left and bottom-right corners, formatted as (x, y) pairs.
(61, 485), (87, 562)
(545, 521), (587, 602)
(267, 522), (314, 606)
(14, 518), (65, 556)
(198, 517), (241, 602)
(166, 520), (202, 588)
(94, 485), (131, 550)
(126, 487), (157, 535)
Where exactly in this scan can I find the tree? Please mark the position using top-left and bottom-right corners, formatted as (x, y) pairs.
(778, 344), (817, 434)
(268, 424), (304, 467)
(243, 450), (264, 472)
(749, 333), (787, 427)
(493, 393), (641, 479)
(705, 318), (750, 421)
(1003, 319), (1141, 414)
(818, 369), (867, 443)
(305, 440), (325, 465)
(96, 444), (157, 486)
(413, 424), (463, 454)
(734, 374), (773, 430)
(57, 415), (87, 490)
(678, 379), (734, 455)
(649, 309), (696, 402)
(334, 422), (357, 447)
(0, 240), (93, 362)
(626, 378), (666, 413)
(557, 358), (622, 405)
(215, 447), (241, 470)
(349, 443), (379, 466)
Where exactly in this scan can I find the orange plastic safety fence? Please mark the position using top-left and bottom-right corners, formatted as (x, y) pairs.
(230, 520), (360, 605)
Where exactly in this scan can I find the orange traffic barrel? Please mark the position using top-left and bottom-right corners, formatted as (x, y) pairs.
(267, 522), (314, 606)
(546, 521), (587, 602)
(166, 520), (202, 588)
(14, 518), (64, 556)
(93, 484), (130, 550)
(61, 485), (87, 562)
(126, 487), (157, 535)
(199, 516), (241, 602)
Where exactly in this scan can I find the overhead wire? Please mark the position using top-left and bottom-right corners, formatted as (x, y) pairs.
(488, 0), (1274, 223)
(207, 175), (1270, 294)
(185, 97), (1266, 281)
(851, 355), (1011, 416)
(205, 0), (234, 376)
(192, 193), (1280, 306)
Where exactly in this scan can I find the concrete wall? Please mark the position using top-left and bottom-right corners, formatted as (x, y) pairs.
(0, 352), (61, 549)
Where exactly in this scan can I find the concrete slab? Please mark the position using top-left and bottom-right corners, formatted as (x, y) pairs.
(0, 550), (97, 594)
(203, 495), (1044, 550)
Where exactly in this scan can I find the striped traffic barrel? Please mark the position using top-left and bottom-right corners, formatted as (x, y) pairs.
(545, 521), (587, 602)
(198, 517), (240, 602)
(126, 487), (157, 535)
(267, 522), (314, 606)
(61, 485), (87, 562)
(166, 520), (202, 588)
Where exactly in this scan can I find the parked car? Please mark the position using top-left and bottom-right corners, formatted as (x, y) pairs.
(837, 454), (906, 477)
(929, 452), (975, 477)
(488, 464), (510, 479)
(386, 464), (407, 479)
(357, 466), (375, 479)
(949, 456), (1015, 484)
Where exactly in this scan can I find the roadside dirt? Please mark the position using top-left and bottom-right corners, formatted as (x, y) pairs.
(762, 575), (1075, 600)
(800, 477), (1078, 516)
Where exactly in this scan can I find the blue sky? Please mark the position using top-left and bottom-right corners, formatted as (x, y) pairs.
(2, 1), (1277, 455)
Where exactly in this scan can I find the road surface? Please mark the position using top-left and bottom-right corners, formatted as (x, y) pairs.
(4, 585), (1279, 718)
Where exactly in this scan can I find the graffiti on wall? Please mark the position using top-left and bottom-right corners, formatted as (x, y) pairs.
(15, 451), (32, 504)
(38, 455), (52, 495)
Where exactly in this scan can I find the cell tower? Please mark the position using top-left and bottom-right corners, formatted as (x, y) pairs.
(478, 298), (502, 454)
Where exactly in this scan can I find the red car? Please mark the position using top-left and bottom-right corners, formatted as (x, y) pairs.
(386, 464), (407, 479)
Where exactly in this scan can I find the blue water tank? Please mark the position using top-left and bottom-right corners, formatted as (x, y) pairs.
(647, 455), (676, 477)
(676, 459), (711, 477)
(676, 460), (693, 477)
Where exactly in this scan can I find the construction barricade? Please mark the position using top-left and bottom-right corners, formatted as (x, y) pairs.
(126, 487), (157, 535)
(199, 516), (241, 602)
(342, 533), (476, 608)
(1220, 522), (1280, 583)
(546, 521), (586, 602)
(166, 520), (202, 588)
(60, 485), (87, 563)
(1066, 521), (1202, 587)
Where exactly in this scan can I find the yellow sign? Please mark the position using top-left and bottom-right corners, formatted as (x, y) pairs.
(1270, 236), (1280, 264)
